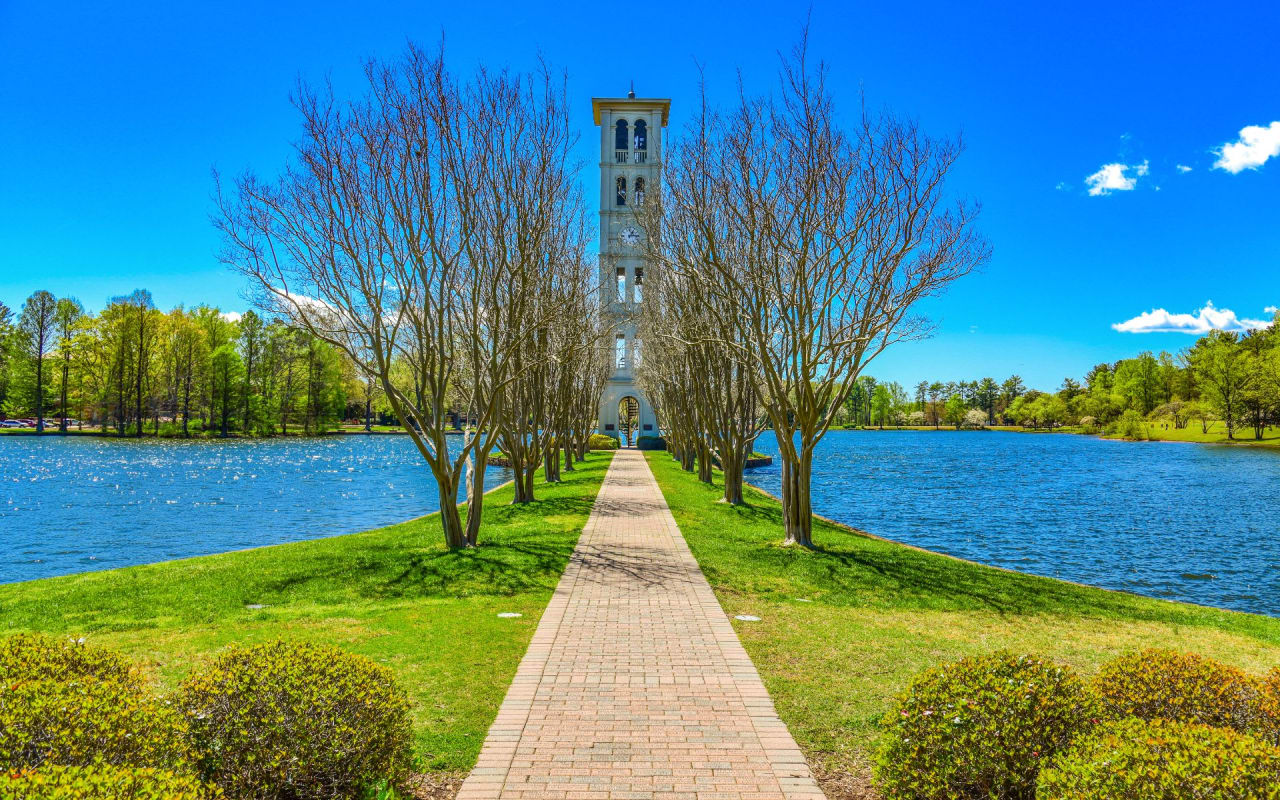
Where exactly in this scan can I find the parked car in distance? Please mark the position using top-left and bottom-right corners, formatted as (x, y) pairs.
(0, 420), (26, 428)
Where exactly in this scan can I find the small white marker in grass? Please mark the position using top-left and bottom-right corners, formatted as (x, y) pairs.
(245, 604), (266, 610)
(734, 615), (761, 622)
(497, 612), (523, 618)
(795, 598), (813, 602)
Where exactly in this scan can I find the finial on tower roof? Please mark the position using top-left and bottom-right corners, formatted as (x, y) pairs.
(627, 80), (635, 99)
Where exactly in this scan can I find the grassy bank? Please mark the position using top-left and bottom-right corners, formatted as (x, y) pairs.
(838, 422), (1280, 447)
(644, 452), (1280, 793)
(0, 453), (611, 774)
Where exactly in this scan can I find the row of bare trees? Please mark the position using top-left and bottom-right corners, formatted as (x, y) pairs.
(217, 45), (608, 548)
(637, 41), (989, 547)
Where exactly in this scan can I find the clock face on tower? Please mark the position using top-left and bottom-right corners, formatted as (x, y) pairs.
(619, 226), (640, 246)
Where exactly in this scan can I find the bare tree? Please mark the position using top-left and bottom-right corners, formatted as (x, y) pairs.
(646, 40), (988, 545)
(216, 44), (585, 548)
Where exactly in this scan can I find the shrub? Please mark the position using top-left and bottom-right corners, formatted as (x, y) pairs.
(1111, 409), (1149, 440)
(587, 433), (619, 450)
(635, 435), (666, 451)
(0, 678), (190, 769)
(0, 765), (214, 800)
(0, 632), (139, 689)
(874, 652), (1098, 800)
(1255, 666), (1280, 744)
(1037, 717), (1280, 799)
(1092, 648), (1260, 732)
(179, 640), (413, 800)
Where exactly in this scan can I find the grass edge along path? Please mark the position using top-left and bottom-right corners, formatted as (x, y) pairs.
(0, 452), (614, 775)
(643, 451), (1280, 796)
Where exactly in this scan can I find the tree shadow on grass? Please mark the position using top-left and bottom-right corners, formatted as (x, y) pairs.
(254, 494), (598, 601)
(666, 469), (1253, 627)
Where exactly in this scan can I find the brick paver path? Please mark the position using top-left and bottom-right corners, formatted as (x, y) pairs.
(457, 449), (824, 800)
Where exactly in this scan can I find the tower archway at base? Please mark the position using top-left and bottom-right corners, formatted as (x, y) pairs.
(617, 396), (639, 447)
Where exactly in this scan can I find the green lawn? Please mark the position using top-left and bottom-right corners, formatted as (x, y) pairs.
(644, 451), (1280, 790)
(839, 422), (1280, 446)
(1101, 419), (1280, 446)
(0, 453), (612, 775)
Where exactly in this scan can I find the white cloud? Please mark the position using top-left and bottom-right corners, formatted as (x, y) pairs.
(1112, 301), (1272, 334)
(1266, 305), (1278, 314)
(1176, 164), (1192, 173)
(1085, 160), (1149, 196)
(220, 311), (243, 323)
(1055, 181), (1069, 191)
(1214, 121), (1280, 173)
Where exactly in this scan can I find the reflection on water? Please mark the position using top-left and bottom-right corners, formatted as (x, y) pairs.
(0, 436), (511, 583)
(748, 430), (1280, 616)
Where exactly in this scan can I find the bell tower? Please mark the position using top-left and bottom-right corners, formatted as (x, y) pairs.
(591, 89), (670, 445)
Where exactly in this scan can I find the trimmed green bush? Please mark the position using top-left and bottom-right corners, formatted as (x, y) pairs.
(179, 640), (412, 800)
(875, 652), (1097, 800)
(635, 435), (666, 451)
(0, 632), (139, 689)
(588, 433), (619, 450)
(0, 765), (214, 800)
(0, 678), (190, 770)
(1258, 666), (1280, 745)
(1092, 648), (1260, 732)
(1037, 717), (1280, 799)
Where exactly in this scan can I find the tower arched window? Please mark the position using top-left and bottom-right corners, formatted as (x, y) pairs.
(634, 177), (646, 206)
(614, 120), (629, 151)
(633, 119), (647, 151)
(616, 176), (627, 206)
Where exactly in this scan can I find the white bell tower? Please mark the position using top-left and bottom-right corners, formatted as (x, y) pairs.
(591, 89), (669, 445)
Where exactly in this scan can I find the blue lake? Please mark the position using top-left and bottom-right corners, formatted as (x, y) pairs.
(748, 430), (1280, 616)
(0, 435), (511, 583)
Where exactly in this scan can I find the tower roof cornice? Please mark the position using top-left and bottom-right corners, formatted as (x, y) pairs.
(591, 97), (671, 126)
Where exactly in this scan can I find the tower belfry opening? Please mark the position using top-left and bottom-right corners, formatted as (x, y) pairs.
(591, 92), (671, 444)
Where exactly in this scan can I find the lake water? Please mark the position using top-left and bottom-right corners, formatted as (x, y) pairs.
(0, 436), (511, 583)
(749, 430), (1280, 616)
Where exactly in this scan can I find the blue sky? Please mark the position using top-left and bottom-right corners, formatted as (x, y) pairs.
(2, 1), (1277, 389)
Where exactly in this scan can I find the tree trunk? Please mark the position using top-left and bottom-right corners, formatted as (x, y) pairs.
(780, 450), (814, 547)
(35, 353), (45, 434)
(59, 358), (69, 434)
(517, 467), (537, 503)
(182, 370), (191, 437)
(720, 449), (746, 505)
(364, 397), (372, 432)
(697, 443), (714, 484)
(464, 451), (488, 547)
(438, 481), (467, 549)
(680, 445), (695, 472)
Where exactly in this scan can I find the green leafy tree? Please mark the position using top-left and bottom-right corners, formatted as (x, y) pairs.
(975, 377), (999, 420)
(871, 384), (892, 428)
(238, 310), (265, 434)
(1188, 331), (1254, 439)
(0, 301), (14, 410)
(53, 297), (84, 432)
(209, 343), (244, 437)
(943, 394), (967, 429)
(1113, 351), (1162, 414)
(999, 375), (1025, 422)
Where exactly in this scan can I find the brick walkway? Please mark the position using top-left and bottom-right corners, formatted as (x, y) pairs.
(457, 449), (824, 800)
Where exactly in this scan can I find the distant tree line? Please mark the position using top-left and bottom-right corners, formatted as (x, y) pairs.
(845, 313), (1280, 440)
(0, 289), (355, 436)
